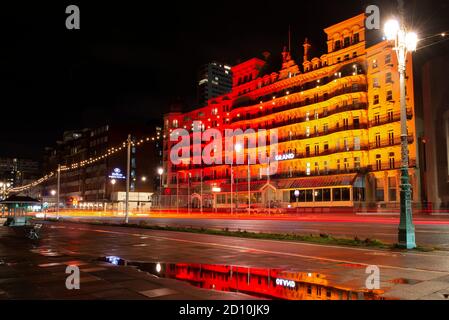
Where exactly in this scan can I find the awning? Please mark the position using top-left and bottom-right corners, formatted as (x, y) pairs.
(276, 174), (359, 190)
(0, 195), (40, 204)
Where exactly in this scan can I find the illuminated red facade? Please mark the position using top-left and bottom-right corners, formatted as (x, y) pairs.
(162, 14), (420, 210)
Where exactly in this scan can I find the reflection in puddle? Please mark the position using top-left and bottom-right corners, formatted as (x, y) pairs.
(100, 256), (384, 300)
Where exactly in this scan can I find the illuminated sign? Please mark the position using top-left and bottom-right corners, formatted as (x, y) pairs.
(275, 153), (295, 161)
(109, 168), (126, 180)
(276, 278), (296, 288)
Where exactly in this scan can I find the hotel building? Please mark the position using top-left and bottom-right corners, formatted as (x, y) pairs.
(162, 14), (420, 210)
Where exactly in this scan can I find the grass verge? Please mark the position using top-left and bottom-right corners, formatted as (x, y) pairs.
(43, 218), (434, 251)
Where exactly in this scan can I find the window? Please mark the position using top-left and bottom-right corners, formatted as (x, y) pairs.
(373, 78), (380, 88)
(306, 162), (311, 176)
(323, 189), (331, 201)
(353, 33), (360, 43)
(354, 137), (361, 151)
(323, 161), (329, 174)
(305, 145), (311, 157)
(314, 144), (320, 156)
(344, 37), (350, 47)
(172, 119), (178, 128)
(387, 90), (393, 101)
(337, 159), (341, 172)
(306, 126), (310, 137)
(335, 40), (341, 51)
(375, 178), (384, 202)
(373, 94), (380, 105)
(314, 162), (320, 175)
(353, 117), (360, 129)
(375, 133), (381, 148)
(324, 142), (329, 152)
(386, 72), (393, 84)
(343, 118), (349, 130)
(383, 110), (393, 123)
(354, 157), (361, 170)
(388, 131), (395, 145)
(342, 188), (351, 201)
(389, 152), (395, 169)
(372, 60), (378, 68)
(323, 123), (329, 134)
(385, 54), (392, 64)
(388, 177), (397, 202)
(344, 138), (349, 151)
(344, 158), (349, 171)
(333, 188), (342, 201)
(376, 154), (382, 171)
(374, 113), (380, 125)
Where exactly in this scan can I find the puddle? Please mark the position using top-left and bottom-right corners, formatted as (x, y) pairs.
(99, 256), (384, 300)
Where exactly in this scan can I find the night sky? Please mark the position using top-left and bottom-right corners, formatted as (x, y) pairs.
(2, 0), (449, 159)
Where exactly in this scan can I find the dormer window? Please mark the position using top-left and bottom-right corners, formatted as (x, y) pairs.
(334, 40), (341, 51)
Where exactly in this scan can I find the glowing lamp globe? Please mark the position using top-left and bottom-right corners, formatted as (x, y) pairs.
(405, 32), (418, 51)
(384, 19), (400, 40)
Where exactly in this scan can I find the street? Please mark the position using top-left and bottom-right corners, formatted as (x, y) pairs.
(1, 221), (449, 300)
(52, 212), (449, 248)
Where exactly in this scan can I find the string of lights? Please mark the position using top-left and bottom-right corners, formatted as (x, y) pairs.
(417, 31), (449, 51)
(7, 131), (163, 194)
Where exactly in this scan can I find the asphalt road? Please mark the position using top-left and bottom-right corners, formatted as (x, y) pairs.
(2, 221), (449, 300)
(60, 215), (449, 248)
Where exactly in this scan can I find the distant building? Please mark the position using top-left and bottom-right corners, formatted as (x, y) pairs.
(197, 62), (233, 106)
(42, 123), (162, 209)
(0, 157), (40, 189)
(415, 47), (449, 209)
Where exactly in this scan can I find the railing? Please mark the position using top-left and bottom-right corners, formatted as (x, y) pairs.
(369, 135), (414, 150)
(231, 86), (368, 123)
(369, 109), (413, 128)
(277, 123), (368, 144)
(232, 65), (366, 110)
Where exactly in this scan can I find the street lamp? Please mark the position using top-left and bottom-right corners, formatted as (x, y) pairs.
(141, 176), (147, 182)
(158, 168), (164, 209)
(384, 18), (418, 249)
(294, 190), (300, 214)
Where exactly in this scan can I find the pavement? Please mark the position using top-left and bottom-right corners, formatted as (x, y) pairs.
(47, 211), (449, 248)
(1, 221), (449, 300)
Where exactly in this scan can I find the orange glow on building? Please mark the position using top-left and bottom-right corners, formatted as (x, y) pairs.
(162, 14), (419, 210)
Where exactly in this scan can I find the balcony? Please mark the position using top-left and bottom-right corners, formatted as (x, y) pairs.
(369, 109), (413, 128)
(231, 86), (368, 124)
(277, 123), (368, 144)
(369, 135), (414, 150)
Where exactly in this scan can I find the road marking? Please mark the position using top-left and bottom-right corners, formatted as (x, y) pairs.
(60, 225), (449, 275)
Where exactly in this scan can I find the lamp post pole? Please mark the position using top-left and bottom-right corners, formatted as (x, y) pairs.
(385, 17), (418, 249)
(397, 34), (416, 249)
(56, 164), (60, 220)
(230, 162), (233, 215)
(200, 169), (203, 214)
(158, 167), (164, 210)
(125, 134), (131, 224)
(247, 152), (251, 215)
(294, 190), (300, 214)
(176, 172), (179, 215)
